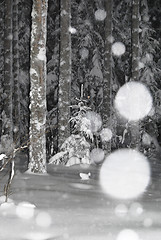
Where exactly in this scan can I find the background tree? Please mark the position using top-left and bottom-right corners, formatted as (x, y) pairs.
(102, 0), (112, 153)
(28, 0), (48, 173)
(13, 0), (21, 146)
(57, 0), (72, 150)
(129, 0), (140, 149)
(1, 0), (14, 154)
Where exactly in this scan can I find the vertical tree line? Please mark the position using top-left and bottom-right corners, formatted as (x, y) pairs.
(0, 0), (160, 173)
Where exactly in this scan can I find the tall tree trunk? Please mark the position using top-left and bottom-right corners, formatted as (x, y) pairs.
(28, 0), (48, 173)
(131, 0), (140, 81)
(2, 0), (13, 154)
(0, 1), (5, 135)
(102, 0), (112, 153)
(13, 0), (21, 146)
(130, 0), (140, 149)
(57, 0), (71, 150)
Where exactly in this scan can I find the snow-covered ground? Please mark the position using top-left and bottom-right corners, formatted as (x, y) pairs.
(0, 163), (161, 240)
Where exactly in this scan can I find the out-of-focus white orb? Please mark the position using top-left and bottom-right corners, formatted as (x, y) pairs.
(114, 81), (153, 121)
(79, 47), (89, 60)
(107, 35), (114, 43)
(90, 148), (105, 164)
(117, 229), (140, 240)
(143, 218), (153, 227)
(100, 128), (112, 142)
(100, 149), (150, 199)
(85, 111), (102, 133)
(115, 204), (128, 217)
(16, 202), (36, 219)
(95, 9), (107, 21)
(36, 212), (52, 228)
(129, 202), (143, 216)
(112, 42), (126, 56)
(68, 26), (77, 34)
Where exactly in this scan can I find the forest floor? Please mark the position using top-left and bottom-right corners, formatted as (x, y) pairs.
(0, 161), (161, 240)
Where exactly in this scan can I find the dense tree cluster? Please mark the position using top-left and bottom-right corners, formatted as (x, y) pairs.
(0, 0), (161, 173)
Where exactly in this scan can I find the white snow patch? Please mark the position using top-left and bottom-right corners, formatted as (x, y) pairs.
(66, 157), (81, 167)
(0, 202), (15, 210)
(30, 68), (38, 77)
(116, 229), (140, 240)
(100, 149), (150, 199)
(95, 9), (107, 21)
(114, 81), (153, 121)
(16, 202), (36, 219)
(138, 62), (145, 69)
(0, 196), (13, 203)
(37, 48), (46, 61)
(25, 232), (53, 240)
(100, 128), (112, 142)
(61, 10), (67, 16)
(79, 172), (91, 180)
(90, 148), (105, 164)
(60, 126), (65, 131)
(0, 154), (7, 161)
(70, 183), (93, 190)
(35, 211), (52, 228)
(112, 42), (126, 56)
(69, 26), (77, 34)
(60, 60), (66, 66)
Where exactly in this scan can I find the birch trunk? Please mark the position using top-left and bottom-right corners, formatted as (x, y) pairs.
(57, 0), (71, 150)
(29, 0), (48, 173)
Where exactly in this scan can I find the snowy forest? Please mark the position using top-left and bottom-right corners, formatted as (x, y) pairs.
(0, 0), (161, 239)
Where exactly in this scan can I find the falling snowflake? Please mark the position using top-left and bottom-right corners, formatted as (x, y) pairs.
(94, 9), (107, 21)
(112, 42), (126, 56)
(100, 149), (150, 199)
(114, 81), (153, 121)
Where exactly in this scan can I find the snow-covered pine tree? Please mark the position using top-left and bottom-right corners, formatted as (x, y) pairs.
(139, 0), (161, 153)
(28, 0), (48, 173)
(71, 0), (104, 111)
(49, 91), (92, 166)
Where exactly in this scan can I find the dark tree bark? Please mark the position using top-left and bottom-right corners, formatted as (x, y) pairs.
(130, 0), (140, 149)
(102, 0), (112, 153)
(1, 0), (13, 154)
(57, 0), (71, 150)
(13, 0), (21, 146)
(28, 0), (48, 173)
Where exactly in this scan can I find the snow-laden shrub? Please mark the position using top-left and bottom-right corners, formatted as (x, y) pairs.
(49, 134), (90, 166)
